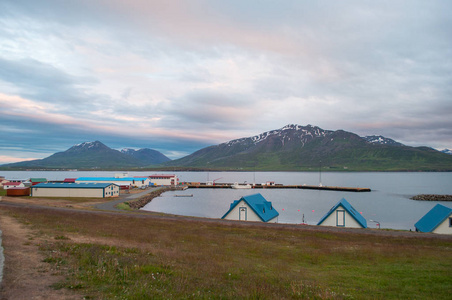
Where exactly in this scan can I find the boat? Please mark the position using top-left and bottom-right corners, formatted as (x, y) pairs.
(174, 194), (193, 197)
(231, 182), (252, 189)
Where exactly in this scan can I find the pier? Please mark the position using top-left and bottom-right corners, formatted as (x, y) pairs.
(186, 183), (371, 192)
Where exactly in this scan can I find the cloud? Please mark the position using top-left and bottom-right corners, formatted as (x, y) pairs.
(1, 0), (452, 163)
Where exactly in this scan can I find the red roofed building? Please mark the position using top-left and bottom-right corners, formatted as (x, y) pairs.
(3, 182), (26, 189)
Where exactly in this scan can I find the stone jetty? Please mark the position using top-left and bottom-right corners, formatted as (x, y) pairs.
(411, 194), (452, 201)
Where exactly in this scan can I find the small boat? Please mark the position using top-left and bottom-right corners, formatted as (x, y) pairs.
(174, 194), (193, 197)
(231, 182), (252, 189)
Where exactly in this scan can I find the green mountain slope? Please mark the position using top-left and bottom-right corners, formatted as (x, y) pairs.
(165, 125), (452, 171)
(2, 141), (170, 169)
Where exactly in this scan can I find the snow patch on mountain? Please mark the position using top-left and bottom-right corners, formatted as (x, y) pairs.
(441, 149), (452, 155)
(363, 135), (403, 146)
(225, 124), (331, 147)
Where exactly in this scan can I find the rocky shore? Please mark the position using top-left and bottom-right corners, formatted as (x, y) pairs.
(411, 194), (452, 201)
(127, 187), (184, 209)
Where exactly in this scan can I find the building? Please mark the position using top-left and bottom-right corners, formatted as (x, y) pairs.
(221, 193), (279, 223)
(415, 204), (452, 234)
(29, 178), (47, 185)
(148, 174), (178, 186)
(6, 187), (30, 197)
(31, 182), (120, 198)
(75, 177), (151, 188)
(0, 176), (6, 187)
(317, 198), (367, 228)
(3, 182), (26, 189)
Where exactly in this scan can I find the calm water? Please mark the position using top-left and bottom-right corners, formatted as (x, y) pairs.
(2, 171), (452, 230)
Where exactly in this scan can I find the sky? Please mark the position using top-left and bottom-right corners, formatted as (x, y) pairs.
(1, 0), (451, 163)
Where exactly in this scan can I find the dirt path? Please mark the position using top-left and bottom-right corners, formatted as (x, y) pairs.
(0, 214), (82, 300)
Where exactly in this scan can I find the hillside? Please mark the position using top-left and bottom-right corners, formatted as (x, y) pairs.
(2, 141), (170, 169)
(120, 148), (171, 165)
(165, 124), (452, 171)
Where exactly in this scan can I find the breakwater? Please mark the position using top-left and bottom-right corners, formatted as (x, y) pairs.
(187, 183), (371, 192)
(127, 187), (186, 209)
(411, 194), (452, 201)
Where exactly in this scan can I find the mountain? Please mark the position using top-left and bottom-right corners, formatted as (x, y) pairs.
(363, 135), (403, 146)
(120, 148), (171, 165)
(441, 149), (452, 155)
(165, 124), (452, 171)
(2, 141), (170, 169)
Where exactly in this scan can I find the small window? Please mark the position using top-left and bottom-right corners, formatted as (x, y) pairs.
(449, 217), (452, 227)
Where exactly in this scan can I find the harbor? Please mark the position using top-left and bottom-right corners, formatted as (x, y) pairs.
(186, 182), (371, 192)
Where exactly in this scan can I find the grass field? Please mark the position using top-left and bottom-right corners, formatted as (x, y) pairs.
(2, 205), (452, 299)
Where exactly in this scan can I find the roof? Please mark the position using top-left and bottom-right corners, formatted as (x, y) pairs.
(30, 178), (47, 182)
(415, 204), (452, 233)
(221, 193), (279, 222)
(76, 177), (149, 181)
(4, 182), (21, 186)
(317, 198), (367, 228)
(33, 182), (118, 189)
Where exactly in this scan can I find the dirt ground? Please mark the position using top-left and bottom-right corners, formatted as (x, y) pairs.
(0, 193), (146, 299)
(0, 213), (83, 300)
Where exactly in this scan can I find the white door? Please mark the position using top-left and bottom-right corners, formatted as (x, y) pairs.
(336, 210), (345, 226)
(239, 207), (247, 220)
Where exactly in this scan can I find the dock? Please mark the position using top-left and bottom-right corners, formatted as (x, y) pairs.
(186, 183), (371, 192)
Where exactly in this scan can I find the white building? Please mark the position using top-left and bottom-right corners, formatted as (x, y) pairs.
(415, 204), (452, 234)
(317, 198), (367, 228)
(31, 183), (120, 198)
(3, 182), (26, 189)
(75, 177), (151, 188)
(149, 174), (178, 186)
(222, 193), (279, 223)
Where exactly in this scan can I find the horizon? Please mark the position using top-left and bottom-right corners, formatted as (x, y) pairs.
(1, 1), (451, 164)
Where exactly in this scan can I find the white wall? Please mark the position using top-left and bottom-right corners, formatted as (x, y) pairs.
(32, 185), (119, 198)
(432, 214), (452, 234)
(319, 208), (364, 228)
(150, 176), (177, 186)
(223, 200), (278, 223)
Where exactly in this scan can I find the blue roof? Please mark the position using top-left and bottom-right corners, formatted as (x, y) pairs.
(317, 198), (367, 228)
(76, 177), (148, 181)
(221, 193), (279, 222)
(415, 204), (452, 233)
(33, 182), (118, 189)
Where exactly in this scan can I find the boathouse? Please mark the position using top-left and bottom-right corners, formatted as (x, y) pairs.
(221, 193), (279, 223)
(317, 198), (367, 228)
(415, 204), (452, 234)
(31, 182), (120, 198)
(75, 177), (151, 188)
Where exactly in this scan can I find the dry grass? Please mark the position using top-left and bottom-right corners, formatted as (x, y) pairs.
(2, 205), (452, 299)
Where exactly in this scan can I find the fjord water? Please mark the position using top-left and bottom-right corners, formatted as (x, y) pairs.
(3, 171), (452, 230)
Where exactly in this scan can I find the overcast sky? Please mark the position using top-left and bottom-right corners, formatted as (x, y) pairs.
(1, 0), (451, 163)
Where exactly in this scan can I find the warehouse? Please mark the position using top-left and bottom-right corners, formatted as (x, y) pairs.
(31, 182), (120, 198)
(148, 174), (178, 186)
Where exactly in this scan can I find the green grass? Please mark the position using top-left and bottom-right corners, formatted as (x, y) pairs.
(3, 206), (452, 299)
(0, 188), (6, 196)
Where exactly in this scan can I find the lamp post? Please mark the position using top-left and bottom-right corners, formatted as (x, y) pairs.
(369, 219), (380, 229)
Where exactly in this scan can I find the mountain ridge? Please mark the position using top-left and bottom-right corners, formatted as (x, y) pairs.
(2, 124), (452, 171)
(164, 124), (452, 171)
(2, 141), (170, 169)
